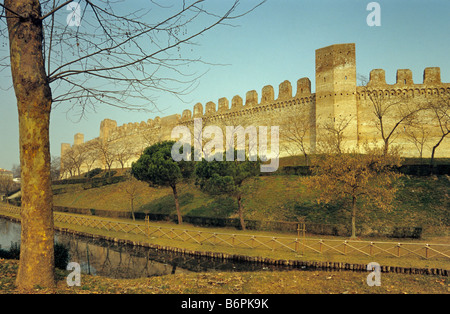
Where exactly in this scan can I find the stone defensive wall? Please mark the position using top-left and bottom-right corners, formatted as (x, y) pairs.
(60, 43), (450, 176)
(356, 67), (450, 158)
(61, 78), (317, 175)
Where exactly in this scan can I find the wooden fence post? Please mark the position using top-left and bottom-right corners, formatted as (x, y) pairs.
(145, 215), (150, 238)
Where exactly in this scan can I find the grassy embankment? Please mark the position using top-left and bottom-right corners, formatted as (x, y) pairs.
(47, 169), (450, 270)
(53, 172), (450, 237)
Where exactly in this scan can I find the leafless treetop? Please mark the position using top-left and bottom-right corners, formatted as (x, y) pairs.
(0, 0), (265, 118)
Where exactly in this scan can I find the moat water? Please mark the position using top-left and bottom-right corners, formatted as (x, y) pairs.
(0, 218), (293, 279)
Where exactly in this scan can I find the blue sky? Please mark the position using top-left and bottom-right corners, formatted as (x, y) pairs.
(1, 0), (450, 170)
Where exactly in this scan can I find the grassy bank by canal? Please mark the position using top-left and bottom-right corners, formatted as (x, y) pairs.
(53, 174), (450, 238)
(1, 208), (449, 272)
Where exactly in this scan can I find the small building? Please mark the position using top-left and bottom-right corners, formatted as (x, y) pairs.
(0, 168), (13, 180)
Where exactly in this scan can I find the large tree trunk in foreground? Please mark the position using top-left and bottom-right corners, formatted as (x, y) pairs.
(6, 0), (55, 290)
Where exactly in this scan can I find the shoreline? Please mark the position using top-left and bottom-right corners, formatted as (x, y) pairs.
(1, 212), (447, 277)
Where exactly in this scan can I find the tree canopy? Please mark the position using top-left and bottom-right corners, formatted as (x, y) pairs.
(132, 141), (194, 224)
(195, 151), (260, 230)
(306, 146), (402, 238)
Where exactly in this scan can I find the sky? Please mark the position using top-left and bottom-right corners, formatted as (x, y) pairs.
(1, 0), (450, 170)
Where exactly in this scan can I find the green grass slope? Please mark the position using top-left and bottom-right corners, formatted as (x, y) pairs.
(53, 173), (450, 236)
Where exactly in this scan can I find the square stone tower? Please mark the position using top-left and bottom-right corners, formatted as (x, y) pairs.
(100, 119), (118, 140)
(315, 43), (358, 151)
(74, 133), (84, 146)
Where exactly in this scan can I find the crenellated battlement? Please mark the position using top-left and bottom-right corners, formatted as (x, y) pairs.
(366, 67), (446, 88)
(61, 43), (450, 177)
(358, 67), (450, 101)
(179, 77), (313, 122)
(80, 64), (450, 144)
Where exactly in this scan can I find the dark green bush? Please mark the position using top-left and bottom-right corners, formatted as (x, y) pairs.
(103, 170), (117, 178)
(390, 226), (423, 239)
(85, 168), (103, 178)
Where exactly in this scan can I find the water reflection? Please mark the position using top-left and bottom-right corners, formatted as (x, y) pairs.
(1, 218), (292, 279)
(56, 233), (192, 278)
(0, 219), (20, 250)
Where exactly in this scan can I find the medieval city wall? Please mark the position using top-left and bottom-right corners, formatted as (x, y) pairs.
(60, 43), (450, 177)
(356, 67), (450, 158)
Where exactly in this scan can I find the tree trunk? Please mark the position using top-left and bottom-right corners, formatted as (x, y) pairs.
(6, 0), (55, 290)
(237, 195), (246, 231)
(304, 153), (309, 166)
(430, 134), (447, 169)
(351, 196), (357, 239)
(172, 184), (183, 224)
(130, 198), (135, 221)
(383, 139), (389, 157)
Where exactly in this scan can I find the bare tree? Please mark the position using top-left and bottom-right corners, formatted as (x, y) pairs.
(94, 138), (116, 175)
(11, 164), (20, 179)
(318, 117), (353, 155)
(114, 139), (135, 169)
(82, 141), (99, 173)
(60, 152), (75, 178)
(404, 123), (430, 162)
(279, 104), (313, 165)
(427, 92), (450, 166)
(50, 155), (61, 180)
(359, 76), (424, 155)
(0, 0), (265, 289)
(63, 145), (87, 176)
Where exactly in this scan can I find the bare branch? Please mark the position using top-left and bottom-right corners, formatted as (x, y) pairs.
(40, 0), (73, 20)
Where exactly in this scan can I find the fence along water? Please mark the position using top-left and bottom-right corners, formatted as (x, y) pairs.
(1, 204), (448, 261)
